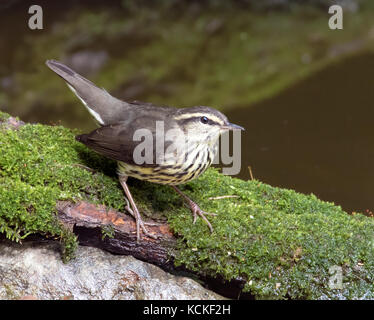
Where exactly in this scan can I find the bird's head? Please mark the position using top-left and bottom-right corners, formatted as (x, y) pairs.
(174, 106), (244, 146)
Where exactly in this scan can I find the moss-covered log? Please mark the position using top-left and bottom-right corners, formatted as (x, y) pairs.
(1, 111), (374, 299)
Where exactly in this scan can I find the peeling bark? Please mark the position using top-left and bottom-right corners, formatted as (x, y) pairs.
(57, 201), (177, 269)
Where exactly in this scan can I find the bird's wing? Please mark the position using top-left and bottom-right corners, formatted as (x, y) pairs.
(76, 116), (179, 167)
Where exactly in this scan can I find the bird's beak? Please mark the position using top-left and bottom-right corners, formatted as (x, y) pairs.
(221, 122), (245, 131)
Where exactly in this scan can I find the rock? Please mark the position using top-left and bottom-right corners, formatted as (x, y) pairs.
(0, 116), (25, 130)
(65, 50), (109, 76)
(205, 18), (225, 35)
(0, 76), (14, 90)
(0, 240), (223, 300)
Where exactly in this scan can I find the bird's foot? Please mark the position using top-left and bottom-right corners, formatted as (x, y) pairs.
(123, 198), (159, 240)
(187, 201), (217, 233)
(171, 185), (217, 233)
(135, 215), (159, 240)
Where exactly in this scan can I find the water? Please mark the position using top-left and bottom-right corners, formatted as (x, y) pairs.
(225, 53), (374, 214)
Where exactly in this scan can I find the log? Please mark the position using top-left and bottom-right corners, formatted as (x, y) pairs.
(56, 200), (250, 299)
(56, 201), (177, 269)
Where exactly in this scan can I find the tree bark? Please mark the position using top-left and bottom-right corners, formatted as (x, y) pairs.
(56, 201), (177, 269)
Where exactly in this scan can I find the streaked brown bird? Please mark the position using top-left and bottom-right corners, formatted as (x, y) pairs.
(46, 59), (244, 240)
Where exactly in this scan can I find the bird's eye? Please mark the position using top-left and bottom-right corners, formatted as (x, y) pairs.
(200, 116), (209, 124)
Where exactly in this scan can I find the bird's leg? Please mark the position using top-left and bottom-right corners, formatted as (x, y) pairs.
(119, 176), (158, 241)
(171, 186), (217, 233)
(123, 197), (161, 227)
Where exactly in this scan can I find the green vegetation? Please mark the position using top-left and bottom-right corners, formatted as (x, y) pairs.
(168, 170), (374, 299)
(0, 113), (373, 298)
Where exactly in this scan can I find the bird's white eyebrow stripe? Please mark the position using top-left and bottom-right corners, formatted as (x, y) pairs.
(174, 113), (209, 120)
(174, 113), (224, 124)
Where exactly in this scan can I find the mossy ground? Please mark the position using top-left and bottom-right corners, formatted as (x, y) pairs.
(168, 171), (374, 299)
(0, 112), (373, 299)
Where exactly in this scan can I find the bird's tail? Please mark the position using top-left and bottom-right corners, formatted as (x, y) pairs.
(46, 59), (126, 125)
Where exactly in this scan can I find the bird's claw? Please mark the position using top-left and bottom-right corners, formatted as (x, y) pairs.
(188, 202), (215, 233)
(124, 197), (158, 241)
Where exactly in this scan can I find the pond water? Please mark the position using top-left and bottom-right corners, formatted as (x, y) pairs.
(225, 53), (374, 214)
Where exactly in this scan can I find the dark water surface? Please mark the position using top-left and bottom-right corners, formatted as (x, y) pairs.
(225, 53), (374, 214)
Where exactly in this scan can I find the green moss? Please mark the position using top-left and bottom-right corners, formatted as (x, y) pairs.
(0, 113), (373, 298)
(0, 111), (10, 122)
(166, 170), (374, 299)
(101, 225), (115, 240)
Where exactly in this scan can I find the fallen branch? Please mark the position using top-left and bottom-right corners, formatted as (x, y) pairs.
(56, 201), (177, 269)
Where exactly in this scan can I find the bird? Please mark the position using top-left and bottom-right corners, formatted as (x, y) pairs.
(46, 59), (244, 241)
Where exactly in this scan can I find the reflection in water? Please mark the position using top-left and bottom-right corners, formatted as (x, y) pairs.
(225, 53), (374, 214)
